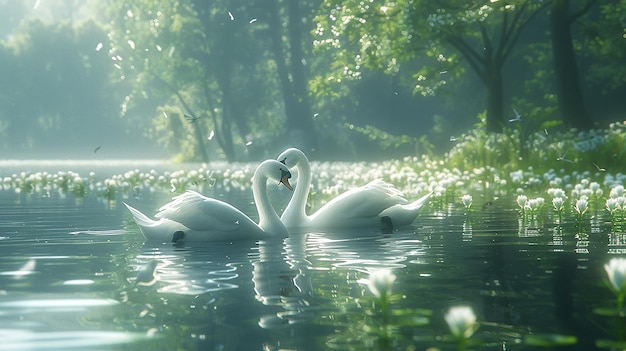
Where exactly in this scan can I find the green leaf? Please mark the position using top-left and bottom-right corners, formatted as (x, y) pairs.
(524, 334), (578, 347)
(596, 339), (626, 349)
(593, 307), (621, 317)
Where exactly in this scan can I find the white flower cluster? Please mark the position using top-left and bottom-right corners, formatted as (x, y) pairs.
(606, 185), (626, 217)
(2, 170), (86, 195)
(573, 129), (607, 153)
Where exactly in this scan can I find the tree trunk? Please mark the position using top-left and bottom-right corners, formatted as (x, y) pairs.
(153, 74), (210, 163)
(266, 0), (317, 152)
(210, 70), (236, 162)
(286, 1), (317, 150)
(550, 0), (592, 130)
(485, 67), (504, 133)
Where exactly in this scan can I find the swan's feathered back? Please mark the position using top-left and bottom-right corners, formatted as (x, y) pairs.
(124, 160), (293, 242)
(311, 179), (408, 221)
(276, 147), (431, 229)
(155, 190), (256, 232)
(124, 202), (190, 241)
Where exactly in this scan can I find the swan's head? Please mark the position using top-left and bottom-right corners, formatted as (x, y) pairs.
(277, 148), (307, 169)
(256, 159), (293, 191)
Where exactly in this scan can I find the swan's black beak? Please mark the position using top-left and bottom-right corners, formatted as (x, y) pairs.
(279, 169), (293, 191)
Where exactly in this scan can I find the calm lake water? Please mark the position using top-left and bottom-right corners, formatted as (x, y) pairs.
(0, 161), (623, 350)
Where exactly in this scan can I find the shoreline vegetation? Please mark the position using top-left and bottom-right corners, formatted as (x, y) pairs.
(1, 122), (625, 221)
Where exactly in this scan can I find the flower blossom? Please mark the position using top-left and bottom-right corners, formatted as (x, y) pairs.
(605, 258), (626, 295)
(445, 305), (478, 339)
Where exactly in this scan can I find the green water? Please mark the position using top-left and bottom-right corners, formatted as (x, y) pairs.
(0, 163), (623, 350)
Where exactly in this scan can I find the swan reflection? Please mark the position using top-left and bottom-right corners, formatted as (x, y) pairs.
(130, 242), (242, 295)
(253, 235), (313, 328)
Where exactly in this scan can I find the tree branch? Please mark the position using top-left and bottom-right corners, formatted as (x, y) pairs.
(446, 36), (488, 84)
(152, 73), (210, 162)
(501, 1), (549, 62)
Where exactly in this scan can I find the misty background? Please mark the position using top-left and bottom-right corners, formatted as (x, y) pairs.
(0, 0), (624, 161)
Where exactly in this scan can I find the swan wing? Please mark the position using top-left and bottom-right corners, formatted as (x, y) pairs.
(155, 190), (256, 232)
(312, 179), (408, 220)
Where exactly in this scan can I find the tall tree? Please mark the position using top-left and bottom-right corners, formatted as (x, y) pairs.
(265, 0), (319, 152)
(104, 0), (284, 161)
(580, 0), (626, 115)
(313, 0), (546, 133)
(550, 0), (596, 130)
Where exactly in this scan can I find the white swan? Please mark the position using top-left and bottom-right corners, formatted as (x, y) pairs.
(124, 160), (293, 242)
(277, 148), (431, 230)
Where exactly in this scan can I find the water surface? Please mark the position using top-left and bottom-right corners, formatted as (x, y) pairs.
(0, 162), (621, 350)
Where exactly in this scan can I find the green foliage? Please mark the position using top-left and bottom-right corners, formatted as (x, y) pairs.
(312, 0), (545, 103)
(581, 0), (626, 92)
(1, 0), (624, 161)
(150, 106), (208, 162)
(446, 120), (626, 175)
(104, 0), (289, 161)
(346, 123), (435, 156)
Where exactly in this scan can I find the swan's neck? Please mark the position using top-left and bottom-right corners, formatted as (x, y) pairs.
(283, 159), (311, 224)
(253, 172), (284, 234)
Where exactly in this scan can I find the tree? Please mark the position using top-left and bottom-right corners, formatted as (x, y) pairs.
(265, 0), (320, 152)
(581, 1), (626, 97)
(313, 0), (547, 133)
(550, 0), (596, 130)
(104, 0), (286, 161)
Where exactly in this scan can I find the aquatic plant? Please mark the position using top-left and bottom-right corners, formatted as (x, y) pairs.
(574, 198), (589, 227)
(552, 197), (565, 213)
(364, 268), (396, 326)
(604, 257), (626, 310)
(515, 194), (545, 219)
(527, 197), (545, 215)
(70, 175), (87, 197)
(552, 197), (565, 224)
(355, 269), (412, 349)
(606, 197), (624, 230)
(444, 305), (479, 350)
(595, 257), (626, 347)
(461, 194), (472, 211)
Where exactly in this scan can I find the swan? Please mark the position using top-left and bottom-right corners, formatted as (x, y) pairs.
(277, 148), (431, 229)
(124, 159), (293, 242)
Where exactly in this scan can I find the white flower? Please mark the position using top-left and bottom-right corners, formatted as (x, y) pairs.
(574, 198), (589, 215)
(552, 197), (564, 212)
(527, 197), (544, 212)
(366, 269), (396, 299)
(548, 188), (567, 199)
(461, 194), (472, 209)
(610, 185), (625, 199)
(605, 258), (626, 294)
(590, 182), (601, 192)
(606, 198), (621, 213)
(445, 305), (478, 339)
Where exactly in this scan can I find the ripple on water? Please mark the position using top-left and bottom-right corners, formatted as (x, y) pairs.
(0, 330), (151, 350)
